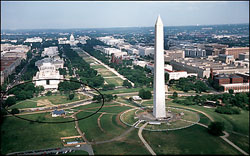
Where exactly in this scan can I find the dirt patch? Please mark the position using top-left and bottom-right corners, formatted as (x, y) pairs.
(98, 113), (106, 133)
(116, 111), (127, 128)
(37, 99), (53, 107)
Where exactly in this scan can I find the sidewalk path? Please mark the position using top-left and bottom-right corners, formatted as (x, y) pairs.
(138, 122), (156, 155)
(220, 131), (249, 155)
(181, 119), (249, 155)
(80, 49), (135, 87)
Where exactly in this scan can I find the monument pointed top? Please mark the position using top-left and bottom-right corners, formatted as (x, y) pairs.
(155, 15), (163, 26)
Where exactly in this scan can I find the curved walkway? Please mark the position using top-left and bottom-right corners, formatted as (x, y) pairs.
(90, 126), (135, 145)
(138, 122), (156, 155)
(97, 113), (106, 133)
(220, 131), (249, 155)
(181, 117), (249, 155)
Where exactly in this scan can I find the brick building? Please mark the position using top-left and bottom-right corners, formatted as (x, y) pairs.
(229, 75), (243, 83)
(221, 47), (249, 59)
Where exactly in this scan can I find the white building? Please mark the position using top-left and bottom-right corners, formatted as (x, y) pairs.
(221, 83), (249, 93)
(57, 34), (79, 46)
(35, 57), (64, 70)
(185, 48), (206, 57)
(165, 69), (197, 80)
(97, 36), (124, 46)
(103, 48), (127, 57)
(79, 36), (90, 44)
(58, 37), (68, 44)
(127, 48), (139, 55)
(33, 48), (64, 90)
(24, 37), (43, 43)
(147, 63), (173, 73)
(138, 47), (154, 56)
(52, 110), (65, 117)
(132, 60), (149, 67)
(1, 44), (31, 60)
(41, 47), (59, 58)
(33, 62), (63, 89)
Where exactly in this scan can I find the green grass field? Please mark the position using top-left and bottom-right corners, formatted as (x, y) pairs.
(9, 94), (86, 109)
(169, 102), (249, 136)
(100, 87), (153, 95)
(77, 103), (133, 142)
(120, 109), (138, 125)
(227, 132), (249, 153)
(10, 100), (38, 109)
(92, 129), (150, 155)
(91, 65), (106, 70)
(143, 125), (241, 155)
(1, 113), (78, 154)
(104, 77), (124, 86)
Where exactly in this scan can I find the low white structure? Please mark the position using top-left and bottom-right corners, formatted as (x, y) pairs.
(24, 37), (43, 43)
(52, 110), (65, 117)
(165, 69), (197, 80)
(221, 83), (249, 93)
(41, 47), (59, 58)
(146, 63), (173, 73)
(132, 60), (149, 67)
(35, 56), (64, 70)
(1, 44), (31, 60)
(138, 47), (154, 56)
(103, 48), (127, 57)
(97, 36), (124, 46)
(132, 96), (142, 101)
(127, 48), (139, 55)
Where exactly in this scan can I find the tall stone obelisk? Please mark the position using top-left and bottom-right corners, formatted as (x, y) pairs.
(153, 15), (166, 118)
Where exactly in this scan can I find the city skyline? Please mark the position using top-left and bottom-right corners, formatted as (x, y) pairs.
(1, 1), (249, 30)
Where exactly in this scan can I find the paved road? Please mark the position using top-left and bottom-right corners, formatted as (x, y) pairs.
(6, 145), (94, 155)
(138, 122), (156, 155)
(5, 100), (93, 117)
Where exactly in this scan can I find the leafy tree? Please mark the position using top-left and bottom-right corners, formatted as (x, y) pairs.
(27, 51), (32, 60)
(102, 84), (116, 91)
(46, 91), (52, 96)
(139, 89), (152, 99)
(11, 108), (20, 114)
(208, 122), (225, 136)
(59, 68), (67, 75)
(68, 94), (75, 100)
(173, 92), (178, 98)
(0, 84), (7, 92)
(215, 106), (240, 114)
(16, 91), (27, 101)
(92, 94), (115, 102)
(165, 73), (169, 83)
(228, 89), (234, 94)
(123, 80), (132, 88)
(6, 96), (16, 107)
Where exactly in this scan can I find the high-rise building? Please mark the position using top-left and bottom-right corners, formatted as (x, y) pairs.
(153, 15), (166, 119)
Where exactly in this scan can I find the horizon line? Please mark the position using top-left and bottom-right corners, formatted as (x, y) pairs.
(1, 23), (249, 31)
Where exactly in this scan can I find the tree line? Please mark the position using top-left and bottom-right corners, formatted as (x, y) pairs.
(78, 39), (153, 87)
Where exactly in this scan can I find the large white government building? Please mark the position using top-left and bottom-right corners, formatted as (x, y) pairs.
(33, 47), (64, 90)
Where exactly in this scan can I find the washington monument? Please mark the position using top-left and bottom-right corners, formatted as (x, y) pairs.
(153, 15), (166, 118)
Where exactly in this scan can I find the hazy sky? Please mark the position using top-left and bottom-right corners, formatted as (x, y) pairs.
(1, 1), (249, 30)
